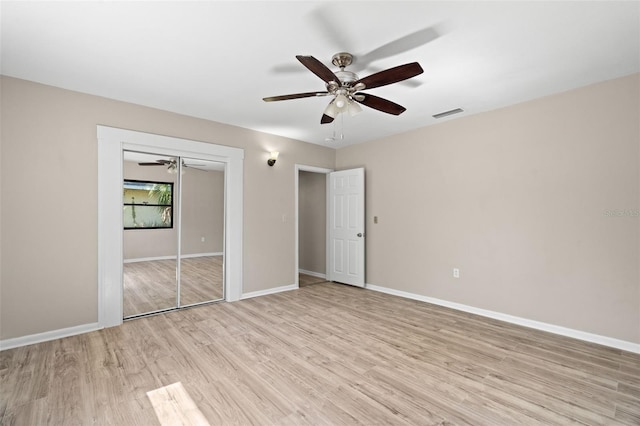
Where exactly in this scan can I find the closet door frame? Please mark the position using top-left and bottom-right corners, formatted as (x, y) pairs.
(97, 126), (244, 329)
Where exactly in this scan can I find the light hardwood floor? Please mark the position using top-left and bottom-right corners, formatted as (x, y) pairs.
(123, 256), (223, 317)
(1, 282), (639, 425)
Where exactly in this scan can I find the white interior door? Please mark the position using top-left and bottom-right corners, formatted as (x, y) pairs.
(328, 168), (365, 287)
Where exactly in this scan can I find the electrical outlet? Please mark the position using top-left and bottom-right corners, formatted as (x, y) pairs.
(374, 216), (378, 224)
(453, 268), (460, 278)
(201, 237), (205, 242)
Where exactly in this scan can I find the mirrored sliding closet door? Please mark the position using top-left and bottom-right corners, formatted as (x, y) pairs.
(122, 151), (225, 319)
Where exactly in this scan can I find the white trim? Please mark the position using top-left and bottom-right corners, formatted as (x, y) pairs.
(181, 252), (223, 259)
(299, 269), (326, 279)
(97, 126), (244, 330)
(0, 323), (102, 351)
(124, 255), (174, 264)
(365, 283), (640, 354)
(241, 284), (297, 300)
(296, 165), (335, 174)
(123, 252), (223, 263)
(98, 135), (124, 328)
(176, 159), (184, 307)
(294, 164), (333, 288)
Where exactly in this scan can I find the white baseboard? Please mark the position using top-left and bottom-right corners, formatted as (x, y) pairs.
(124, 255), (174, 263)
(299, 269), (326, 279)
(124, 252), (223, 263)
(182, 252), (223, 259)
(0, 322), (102, 351)
(365, 283), (640, 354)
(241, 284), (297, 300)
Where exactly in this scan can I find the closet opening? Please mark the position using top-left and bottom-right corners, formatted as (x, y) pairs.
(97, 125), (244, 329)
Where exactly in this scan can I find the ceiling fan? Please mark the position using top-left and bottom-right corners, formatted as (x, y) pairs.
(263, 52), (423, 124)
(138, 159), (207, 173)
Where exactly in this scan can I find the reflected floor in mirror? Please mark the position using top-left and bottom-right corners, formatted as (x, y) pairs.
(123, 256), (223, 317)
(299, 273), (327, 287)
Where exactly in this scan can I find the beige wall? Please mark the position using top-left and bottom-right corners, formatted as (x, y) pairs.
(180, 167), (225, 256)
(0, 76), (335, 340)
(336, 73), (640, 344)
(2, 73), (638, 345)
(299, 171), (326, 274)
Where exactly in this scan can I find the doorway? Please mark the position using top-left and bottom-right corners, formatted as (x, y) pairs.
(122, 151), (225, 318)
(295, 165), (332, 287)
(296, 166), (366, 289)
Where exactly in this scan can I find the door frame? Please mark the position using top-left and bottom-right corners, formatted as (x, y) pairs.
(97, 126), (244, 329)
(294, 164), (333, 287)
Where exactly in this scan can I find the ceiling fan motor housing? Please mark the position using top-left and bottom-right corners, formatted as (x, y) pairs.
(336, 70), (358, 84)
(330, 53), (359, 87)
(331, 52), (353, 68)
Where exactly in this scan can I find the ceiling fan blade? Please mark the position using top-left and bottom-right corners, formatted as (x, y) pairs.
(138, 158), (174, 166)
(358, 27), (440, 65)
(355, 62), (424, 90)
(321, 114), (334, 124)
(263, 91), (329, 102)
(354, 93), (406, 115)
(296, 55), (340, 84)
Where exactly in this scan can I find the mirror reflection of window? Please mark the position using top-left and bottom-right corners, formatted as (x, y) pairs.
(123, 180), (174, 229)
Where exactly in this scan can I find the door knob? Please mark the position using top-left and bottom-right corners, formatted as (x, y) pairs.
(357, 233), (363, 237)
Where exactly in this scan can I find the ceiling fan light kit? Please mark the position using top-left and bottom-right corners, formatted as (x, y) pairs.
(323, 100), (339, 119)
(263, 52), (423, 125)
(347, 100), (362, 116)
(167, 162), (178, 174)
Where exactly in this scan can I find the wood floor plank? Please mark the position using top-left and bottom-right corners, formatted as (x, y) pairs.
(615, 397), (640, 424)
(482, 372), (627, 425)
(1, 397), (51, 426)
(2, 281), (639, 425)
(146, 381), (210, 425)
(497, 355), (620, 414)
(461, 387), (585, 425)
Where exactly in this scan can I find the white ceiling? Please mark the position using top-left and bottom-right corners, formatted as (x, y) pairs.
(2, 1), (638, 147)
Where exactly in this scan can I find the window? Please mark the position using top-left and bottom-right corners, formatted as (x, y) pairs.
(123, 180), (173, 229)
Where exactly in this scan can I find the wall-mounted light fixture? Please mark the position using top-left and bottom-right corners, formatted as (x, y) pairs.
(267, 151), (279, 167)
